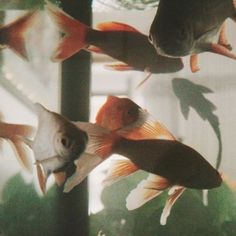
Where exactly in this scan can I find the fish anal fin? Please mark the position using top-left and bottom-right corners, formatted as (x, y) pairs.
(104, 63), (134, 71)
(126, 174), (171, 210)
(190, 54), (200, 73)
(103, 159), (139, 187)
(96, 21), (141, 33)
(160, 187), (185, 225)
(54, 172), (66, 186)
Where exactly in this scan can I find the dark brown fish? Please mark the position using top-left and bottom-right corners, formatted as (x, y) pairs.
(46, 1), (183, 75)
(149, 0), (236, 62)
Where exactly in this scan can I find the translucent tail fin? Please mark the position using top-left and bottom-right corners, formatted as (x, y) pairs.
(46, 0), (89, 61)
(1, 10), (39, 60)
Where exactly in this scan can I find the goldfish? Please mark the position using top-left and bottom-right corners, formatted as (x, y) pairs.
(0, 119), (35, 173)
(149, 0), (236, 72)
(22, 104), (91, 193)
(45, 1), (183, 80)
(0, 10), (38, 60)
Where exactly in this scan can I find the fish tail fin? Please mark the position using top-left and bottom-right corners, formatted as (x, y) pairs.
(160, 186), (185, 225)
(75, 121), (119, 158)
(126, 174), (171, 210)
(46, 0), (89, 61)
(9, 136), (34, 173)
(102, 159), (139, 187)
(1, 10), (38, 60)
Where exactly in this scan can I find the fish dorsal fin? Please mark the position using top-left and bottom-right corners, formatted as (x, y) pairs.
(126, 174), (170, 210)
(96, 21), (141, 33)
(104, 63), (134, 71)
(117, 109), (175, 140)
(160, 186), (185, 225)
(102, 159), (139, 187)
(64, 152), (103, 192)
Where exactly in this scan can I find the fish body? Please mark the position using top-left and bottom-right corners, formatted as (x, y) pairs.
(30, 104), (88, 192)
(113, 138), (221, 189)
(46, 1), (183, 74)
(0, 10), (38, 60)
(149, 0), (236, 58)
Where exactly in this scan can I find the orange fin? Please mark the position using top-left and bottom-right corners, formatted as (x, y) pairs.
(209, 43), (236, 60)
(96, 21), (141, 33)
(8, 137), (33, 173)
(64, 152), (103, 193)
(102, 159), (139, 186)
(1, 10), (39, 60)
(54, 172), (66, 186)
(160, 186), (185, 225)
(118, 109), (175, 141)
(218, 23), (232, 50)
(86, 45), (103, 53)
(46, 1), (88, 61)
(126, 174), (170, 210)
(104, 63), (134, 71)
(190, 54), (200, 73)
(36, 164), (47, 194)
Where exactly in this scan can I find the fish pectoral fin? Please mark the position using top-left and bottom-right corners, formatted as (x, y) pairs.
(126, 174), (170, 210)
(35, 155), (60, 165)
(160, 186), (185, 225)
(8, 137), (34, 173)
(118, 110), (175, 140)
(46, 0), (88, 61)
(190, 54), (200, 73)
(63, 153), (103, 193)
(180, 101), (190, 120)
(104, 63), (134, 71)
(102, 159), (139, 187)
(86, 45), (103, 53)
(35, 164), (48, 194)
(54, 172), (66, 186)
(96, 21), (141, 33)
(136, 71), (152, 89)
(208, 43), (236, 60)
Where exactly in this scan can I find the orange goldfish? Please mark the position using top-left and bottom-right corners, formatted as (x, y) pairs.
(0, 119), (35, 172)
(0, 10), (38, 60)
(45, 1), (183, 79)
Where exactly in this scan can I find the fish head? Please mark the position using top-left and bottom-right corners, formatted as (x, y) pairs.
(96, 96), (140, 131)
(33, 104), (88, 175)
(149, 0), (195, 57)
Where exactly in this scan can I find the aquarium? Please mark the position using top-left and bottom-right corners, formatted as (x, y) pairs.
(0, 1), (236, 236)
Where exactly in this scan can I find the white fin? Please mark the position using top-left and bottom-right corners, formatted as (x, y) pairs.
(160, 186), (185, 225)
(126, 174), (170, 210)
(103, 159), (139, 187)
(63, 152), (103, 192)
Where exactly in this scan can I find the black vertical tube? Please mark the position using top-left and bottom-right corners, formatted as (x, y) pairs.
(56, 1), (92, 236)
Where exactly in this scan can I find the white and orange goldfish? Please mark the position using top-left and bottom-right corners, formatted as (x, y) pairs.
(0, 10), (39, 60)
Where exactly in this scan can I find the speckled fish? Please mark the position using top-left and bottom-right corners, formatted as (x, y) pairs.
(149, 0), (236, 72)
(0, 10), (38, 60)
(23, 104), (89, 193)
(45, 1), (183, 79)
(0, 118), (35, 173)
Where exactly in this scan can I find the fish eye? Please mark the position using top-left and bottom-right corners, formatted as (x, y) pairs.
(61, 136), (73, 149)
